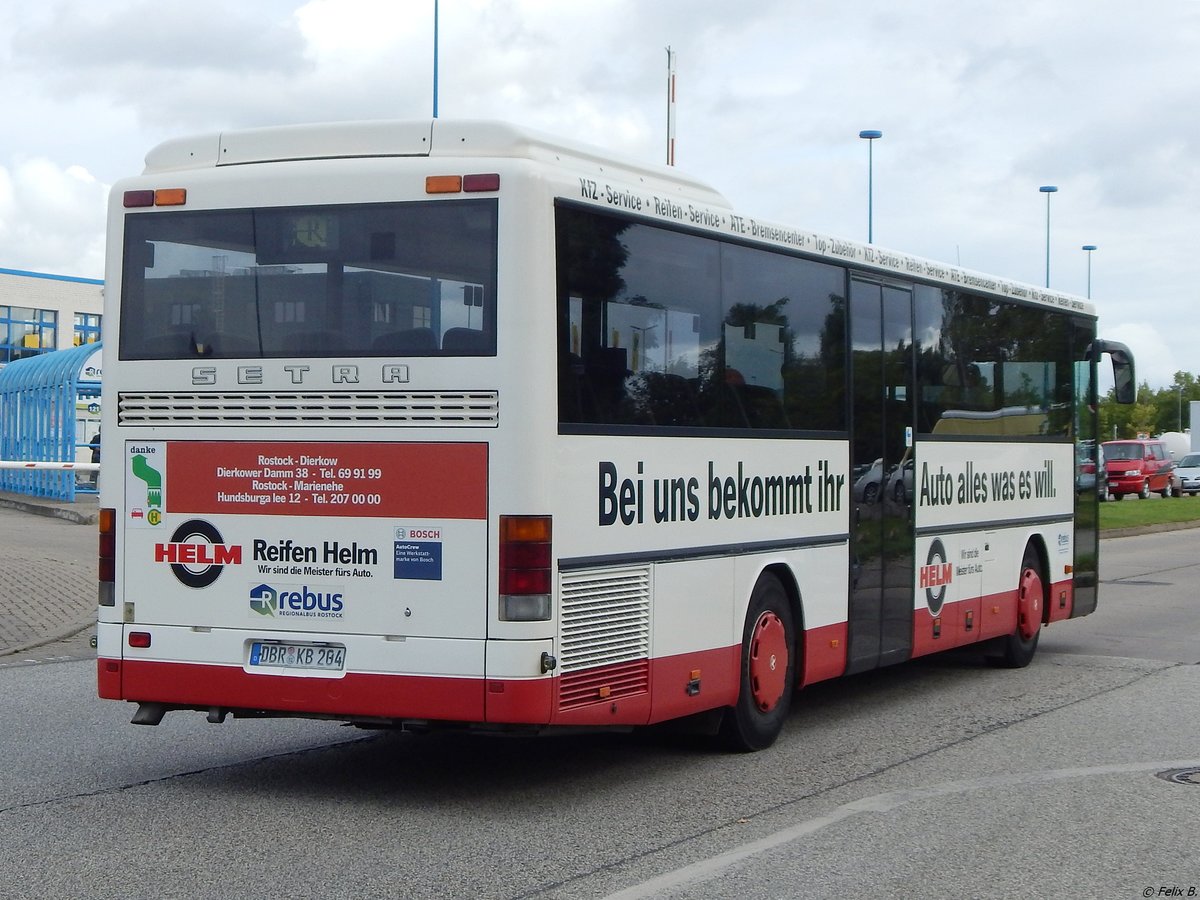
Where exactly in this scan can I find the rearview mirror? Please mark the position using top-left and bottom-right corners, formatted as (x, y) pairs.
(1089, 339), (1136, 404)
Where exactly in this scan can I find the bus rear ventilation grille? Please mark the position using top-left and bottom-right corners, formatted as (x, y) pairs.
(558, 566), (651, 710)
(558, 660), (650, 711)
(117, 391), (499, 427)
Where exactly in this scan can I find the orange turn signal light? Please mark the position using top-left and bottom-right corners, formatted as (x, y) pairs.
(155, 188), (187, 206)
(426, 175), (463, 194)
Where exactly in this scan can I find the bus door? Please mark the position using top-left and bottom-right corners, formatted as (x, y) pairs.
(846, 279), (915, 674)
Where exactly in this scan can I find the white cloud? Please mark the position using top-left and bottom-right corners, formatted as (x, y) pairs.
(1100, 322), (1184, 393)
(0, 158), (108, 278)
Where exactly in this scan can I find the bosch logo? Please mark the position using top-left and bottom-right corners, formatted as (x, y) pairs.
(154, 519), (242, 588)
(396, 527), (441, 540)
(920, 538), (952, 616)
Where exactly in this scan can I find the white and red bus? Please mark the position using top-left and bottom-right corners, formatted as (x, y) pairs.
(96, 120), (1134, 750)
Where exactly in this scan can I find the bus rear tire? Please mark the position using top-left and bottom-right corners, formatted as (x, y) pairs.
(992, 544), (1044, 668)
(719, 573), (795, 752)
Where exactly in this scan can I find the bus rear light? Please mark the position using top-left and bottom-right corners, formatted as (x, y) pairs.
(499, 515), (552, 622)
(426, 175), (463, 194)
(128, 632), (152, 649)
(123, 189), (187, 207)
(98, 507), (116, 602)
(154, 188), (187, 206)
(500, 594), (551, 622)
(426, 173), (500, 194)
(463, 173), (500, 192)
(123, 190), (155, 208)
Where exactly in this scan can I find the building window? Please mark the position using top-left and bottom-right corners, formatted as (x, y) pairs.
(0, 306), (57, 363)
(74, 312), (102, 346)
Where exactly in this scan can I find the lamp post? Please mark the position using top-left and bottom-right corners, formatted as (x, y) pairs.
(1039, 185), (1058, 287)
(432, 0), (440, 118)
(1081, 244), (1097, 298)
(859, 130), (882, 243)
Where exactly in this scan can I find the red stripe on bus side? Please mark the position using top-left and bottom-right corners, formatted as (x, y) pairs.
(801, 622), (849, 687)
(910, 577), (1071, 657)
(1046, 578), (1074, 623)
(647, 646), (740, 724)
(113, 649), (747, 729)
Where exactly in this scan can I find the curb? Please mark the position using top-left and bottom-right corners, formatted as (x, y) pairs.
(1100, 520), (1200, 540)
(0, 622), (94, 658)
(0, 495), (97, 525)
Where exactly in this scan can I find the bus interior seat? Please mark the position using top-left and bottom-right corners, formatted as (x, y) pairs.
(441, 327), (489, 353)
(371, 328), (438, 354)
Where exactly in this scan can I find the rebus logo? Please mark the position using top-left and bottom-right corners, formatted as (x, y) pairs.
(249, 583), (278, 617)
(155, 519), (242, 588)
(921, 538), (952, 616)
(249, 582), (345, 618)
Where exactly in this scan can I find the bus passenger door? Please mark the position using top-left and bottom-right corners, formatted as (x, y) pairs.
(846, 279), (915, 675)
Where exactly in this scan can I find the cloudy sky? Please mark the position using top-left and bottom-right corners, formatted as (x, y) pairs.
(2, 0), (1197, 388)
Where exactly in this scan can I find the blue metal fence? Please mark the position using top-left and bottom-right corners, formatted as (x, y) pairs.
(0, 342), (102, 500)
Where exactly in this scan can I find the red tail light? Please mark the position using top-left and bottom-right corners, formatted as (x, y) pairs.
(99, 507), (116, 606)
(499, 515), (552, 621)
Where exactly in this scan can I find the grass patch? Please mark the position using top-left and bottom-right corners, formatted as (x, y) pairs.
(1099, 493), (1200, 530)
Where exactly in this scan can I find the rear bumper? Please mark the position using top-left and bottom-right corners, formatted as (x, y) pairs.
(96, 622), (554, 724)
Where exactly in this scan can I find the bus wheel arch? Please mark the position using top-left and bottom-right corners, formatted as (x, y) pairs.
(719, 568), (798, 752)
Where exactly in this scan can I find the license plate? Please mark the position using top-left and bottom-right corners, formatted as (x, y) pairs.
(249, 641), (346, 671)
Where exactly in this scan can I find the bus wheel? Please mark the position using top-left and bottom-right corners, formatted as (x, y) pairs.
(993, 545), (1043, 668)
(719, 573), (795, 752)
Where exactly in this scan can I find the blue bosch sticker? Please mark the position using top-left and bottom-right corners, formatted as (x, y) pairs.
(394, 541), (442, 580)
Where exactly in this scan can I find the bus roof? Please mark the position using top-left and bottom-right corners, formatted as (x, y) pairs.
(142, 118), (729, 209)
(137, 118), (1097, 319)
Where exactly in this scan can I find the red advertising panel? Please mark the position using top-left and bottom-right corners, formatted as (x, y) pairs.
(165, 442), (487, 519)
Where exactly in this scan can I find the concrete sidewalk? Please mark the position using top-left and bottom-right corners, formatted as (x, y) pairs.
(0, 491), (98, 656)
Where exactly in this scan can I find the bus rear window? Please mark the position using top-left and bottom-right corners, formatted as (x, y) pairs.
(118, 199), (497, 359)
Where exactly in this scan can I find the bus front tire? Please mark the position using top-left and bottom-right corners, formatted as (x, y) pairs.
(719, 573), (795, 752)
(992, 545), (1043, 669)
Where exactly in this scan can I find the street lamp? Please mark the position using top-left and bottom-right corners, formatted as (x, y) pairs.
(432, 0), (439, 118)
(859, 130), (882, 243)
(1081, 244), (1097, 298)
(1039, 185), (1058, 288)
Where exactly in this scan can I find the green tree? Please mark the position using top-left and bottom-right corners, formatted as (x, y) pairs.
(1098, 370), (1200, 439)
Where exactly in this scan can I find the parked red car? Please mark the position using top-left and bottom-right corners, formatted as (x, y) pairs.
(1100, 439), (1176, 499)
